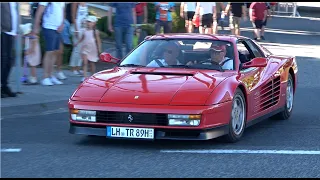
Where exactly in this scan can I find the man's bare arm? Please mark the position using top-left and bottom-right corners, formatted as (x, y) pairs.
(225, 3), (231, 15)
(32, 5), (46, 34)
(180, 2), (185, 18)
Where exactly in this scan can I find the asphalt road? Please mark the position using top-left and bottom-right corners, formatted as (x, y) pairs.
(2, 17), (320, 177)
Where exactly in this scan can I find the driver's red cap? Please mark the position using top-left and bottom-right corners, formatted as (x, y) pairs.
(210, 44), (226, 52)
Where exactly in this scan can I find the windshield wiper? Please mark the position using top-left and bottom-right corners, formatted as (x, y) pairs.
(119, 64), (145, 67)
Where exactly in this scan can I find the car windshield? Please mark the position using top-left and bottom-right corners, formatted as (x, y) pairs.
(119, 39), (235, 71)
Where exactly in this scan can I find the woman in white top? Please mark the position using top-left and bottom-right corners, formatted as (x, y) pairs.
(180, 2), (198, 33)
(69, 2), (88, 75)
(196, 2), (217, 34)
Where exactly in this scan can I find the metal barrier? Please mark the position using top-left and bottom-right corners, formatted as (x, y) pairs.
(273, 2), (300, 17)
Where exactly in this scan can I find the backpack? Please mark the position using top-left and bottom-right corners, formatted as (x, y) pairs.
(31, 2), (51, 25)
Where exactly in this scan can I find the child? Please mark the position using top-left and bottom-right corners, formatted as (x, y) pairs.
(74, 16), (101, 82)
(20, 23), (41, 84)
(69, 2), (88, 76)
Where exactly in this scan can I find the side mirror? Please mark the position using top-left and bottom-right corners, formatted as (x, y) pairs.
(99, 52), (121, 64)
(242, 57), (267, 68)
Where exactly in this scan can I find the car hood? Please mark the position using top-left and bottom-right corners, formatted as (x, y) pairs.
(71, 67), (231, 106)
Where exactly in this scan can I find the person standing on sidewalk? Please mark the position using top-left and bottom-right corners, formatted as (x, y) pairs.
(32, 2), (65, 86)
(1, 2), (18, 98)
(154, 2), (175, 34)
(225, 2), (247, 36)
(108, 3), (137, 59)
(20, 23), (41, 84)
(69, 2), (88, 75)
(55, 2), (73, 81)
(249, 2), (267, 41)
(180, 2), (197, 33)
(135, 2), (148, 44)
(215, 2), (225, 31)
(136, 2), (148, 24)
(196, 2), (217, 34)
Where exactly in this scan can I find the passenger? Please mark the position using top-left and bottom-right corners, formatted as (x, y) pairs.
(147, 42), (182, 67)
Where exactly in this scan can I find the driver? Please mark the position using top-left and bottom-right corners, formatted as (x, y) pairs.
(147, 42), (183, 67)
(209, 44), (233, 70)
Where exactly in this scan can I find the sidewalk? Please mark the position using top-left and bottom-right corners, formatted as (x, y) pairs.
(0, 40), (123, 110)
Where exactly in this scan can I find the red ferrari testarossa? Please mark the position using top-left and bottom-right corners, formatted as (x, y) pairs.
(68, 33), (298, 142)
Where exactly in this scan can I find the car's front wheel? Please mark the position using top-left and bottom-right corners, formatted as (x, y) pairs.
(223, 88), (247, 143)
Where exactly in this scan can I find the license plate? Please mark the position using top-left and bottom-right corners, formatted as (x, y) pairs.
(106, 126), (154, 139)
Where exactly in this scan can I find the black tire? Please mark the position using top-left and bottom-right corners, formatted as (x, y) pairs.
(222, 88), (247, 143)
(271, 73), (294, 120)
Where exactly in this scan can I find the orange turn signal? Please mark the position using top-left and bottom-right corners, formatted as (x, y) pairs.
(70, 109), (79, 114)
(189, 115), (201, 119)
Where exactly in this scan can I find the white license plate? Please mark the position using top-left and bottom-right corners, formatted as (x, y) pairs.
(106, 126), (154, 139)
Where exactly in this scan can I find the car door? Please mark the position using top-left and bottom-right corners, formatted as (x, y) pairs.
(245, 39), (281, 120)
(237, 39), (269, 121)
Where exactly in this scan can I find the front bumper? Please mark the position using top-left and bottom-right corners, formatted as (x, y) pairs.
(68, 100), (233, 128)
(69, 123), (229, 140)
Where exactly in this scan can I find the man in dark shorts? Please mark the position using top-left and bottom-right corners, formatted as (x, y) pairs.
(197, 2), (217, 34)
(32, 2), (65, 86)
(249, 2), (267, 41)
(215, 2), (225, 31)
(225, 2), (247, 35)
(180, 2), (197, 33)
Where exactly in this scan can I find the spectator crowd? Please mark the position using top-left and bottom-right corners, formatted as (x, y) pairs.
(1, 2), (273, 98)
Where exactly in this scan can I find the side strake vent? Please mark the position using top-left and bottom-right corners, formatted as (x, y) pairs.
(130, 71), (194, 76)
(255, 76), (281, 112)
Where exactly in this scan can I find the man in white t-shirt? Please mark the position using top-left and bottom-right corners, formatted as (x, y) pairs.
(209, 44), (233, 70)
(32, 2), (65, 86)
(196, 2), (217, 34)
(180, 2), (197, 33)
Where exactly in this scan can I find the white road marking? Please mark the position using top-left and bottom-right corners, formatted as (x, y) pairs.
(1, 148), (22, 153)
(160, 149), (320, 155)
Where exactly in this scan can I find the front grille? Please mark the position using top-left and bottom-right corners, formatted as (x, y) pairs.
(96, 111), (168, 126)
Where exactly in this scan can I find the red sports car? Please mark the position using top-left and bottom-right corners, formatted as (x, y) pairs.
(68, 34), (298, 142)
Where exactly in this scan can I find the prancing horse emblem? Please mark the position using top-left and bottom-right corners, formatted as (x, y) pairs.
(134, 96), (139, 99)
(128, 114), (134, 122)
